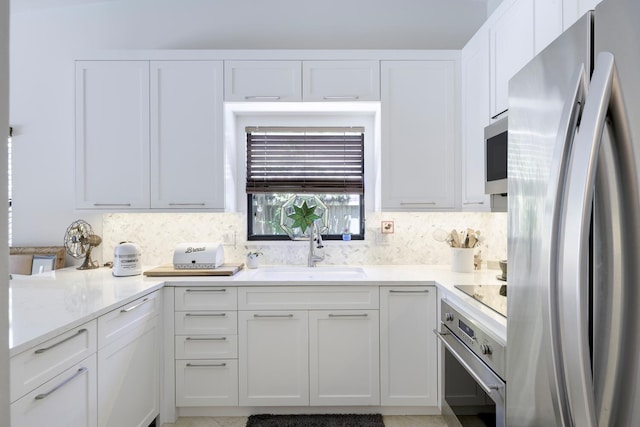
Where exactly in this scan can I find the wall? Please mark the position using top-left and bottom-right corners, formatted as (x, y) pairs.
(103, 211), (507, 268)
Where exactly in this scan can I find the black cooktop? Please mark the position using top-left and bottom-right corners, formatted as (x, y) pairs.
(454, 284), (507, 317)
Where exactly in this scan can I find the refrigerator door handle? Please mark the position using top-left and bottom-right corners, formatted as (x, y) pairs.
(559, 52), (618, 427)
(546, 63), (588, 426)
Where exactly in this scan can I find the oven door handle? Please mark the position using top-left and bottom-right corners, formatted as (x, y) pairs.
(433, 329), (503, 395)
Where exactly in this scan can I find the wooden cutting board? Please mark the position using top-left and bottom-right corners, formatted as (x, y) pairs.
(143, 263), (244, 277)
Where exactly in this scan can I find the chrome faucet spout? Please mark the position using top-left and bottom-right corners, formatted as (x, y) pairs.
(308, 221), (325, 267)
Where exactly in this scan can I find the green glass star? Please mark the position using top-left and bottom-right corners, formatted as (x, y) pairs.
(287, 201), (321, 234)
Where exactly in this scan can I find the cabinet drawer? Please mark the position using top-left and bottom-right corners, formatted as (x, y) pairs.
(10, 321), (97, 402)
(175, 335), (238, 359)
(98, 291), (160, 349)
(175, 287), (237, 311)
(11, 355), (97, 427)
(176, 359), (238, 406)
(238, 286), (379, 310)
(175, 311), (238, 335)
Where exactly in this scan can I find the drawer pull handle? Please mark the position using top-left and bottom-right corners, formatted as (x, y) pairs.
(34, 329), (88, 354)
(185, 289), (227, 293)
(185, 313), (227, 317)
(323, 95), (360, 100)
(186, 362), (227, 368)
(93, 203), (132, 207)
(120, 297), (150, 313)
(186, 337), (227, 341)
(389, 289), (430, 293)
(253, 314), (294, 318)
(327, 313), (368, 318)
(245, 95), (281, 100)
(400, 201), (436, 205)
(168, 202), (206, 206)
(34, 367), (87, 400)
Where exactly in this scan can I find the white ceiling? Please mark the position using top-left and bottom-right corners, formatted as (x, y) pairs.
(10, 0), (494, 49)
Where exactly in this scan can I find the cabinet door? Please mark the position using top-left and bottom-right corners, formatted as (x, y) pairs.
(11, 355), (97, 427)
(381, 60), (457, 210)
(302, 61), (380, 101)
(150, 61), (224, 209)
(75, 61), (150, 209)
(308, 310), (379, 406)
(175, 359), (238, 406)
(380, 286), (437, 406)
(238, 311), (309, 406)
(461, 28), (491, 211)
(490, 0), (535, 117)
(224, 61), (302, 101)
(98, 314), (159, 427)
(534, 0), (563, 55)
(563, 0), (601, 30)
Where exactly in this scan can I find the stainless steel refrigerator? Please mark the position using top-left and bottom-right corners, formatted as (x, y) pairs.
(508, 0), (640, 425)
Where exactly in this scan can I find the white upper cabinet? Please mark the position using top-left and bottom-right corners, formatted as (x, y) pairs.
(490, 0), (535, 118)
(534, 0), (563, 55)
(75, 61), (150, 209)
(150, 61), (224, 209)
(381, 60), (458, 210)
(224, 60), (302, 101)
(302, 61), (380, 101)
(461, 27), (491, 210)
(563, 0), (602, 30)
(76, 60), (226, 210)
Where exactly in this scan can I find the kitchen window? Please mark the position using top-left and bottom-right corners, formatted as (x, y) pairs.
(246, 127), (365, 241)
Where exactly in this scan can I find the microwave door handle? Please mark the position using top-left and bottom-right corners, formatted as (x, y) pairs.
(544, 62), (588, 426)
(558, 52), (623, 427)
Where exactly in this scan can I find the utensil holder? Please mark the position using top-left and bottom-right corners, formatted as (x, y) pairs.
(451, 248), (475, 273)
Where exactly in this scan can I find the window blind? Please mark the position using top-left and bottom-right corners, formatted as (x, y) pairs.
(246, 127), (364, 194)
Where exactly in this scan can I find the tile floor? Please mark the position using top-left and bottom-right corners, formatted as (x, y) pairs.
(162, 415), (449, 427)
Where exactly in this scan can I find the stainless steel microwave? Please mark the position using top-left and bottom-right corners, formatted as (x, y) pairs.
(485, 116), (508, 195)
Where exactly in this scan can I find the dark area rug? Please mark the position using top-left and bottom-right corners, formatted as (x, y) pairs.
(246, 413), (385, 427)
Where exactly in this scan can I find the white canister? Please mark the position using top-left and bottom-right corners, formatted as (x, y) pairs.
(113, 242), (142, 276)
(451, 248), (475, 273)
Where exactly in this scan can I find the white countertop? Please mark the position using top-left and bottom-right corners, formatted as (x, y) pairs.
(9, 264), (506, 356)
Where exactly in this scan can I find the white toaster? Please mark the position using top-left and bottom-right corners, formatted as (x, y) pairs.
(113, 242), (142, 276)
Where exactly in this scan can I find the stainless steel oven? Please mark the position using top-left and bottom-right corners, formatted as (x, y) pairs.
(435, 300), (506, 427)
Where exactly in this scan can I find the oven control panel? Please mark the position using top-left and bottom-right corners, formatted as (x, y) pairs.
(440, 300), (506, 380)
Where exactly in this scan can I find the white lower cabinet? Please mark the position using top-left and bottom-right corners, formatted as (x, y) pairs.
(238, 311), (310, 406)
(97, 293), (160, 427)
(380, 286), (438, 406)
(176, 359), (238, 406)
(171, 284), (438, 411)
(309, 310), (379, 405)
(11, 355), (97, 427)
(174, 286), (239, 407)
(237, 286), (381, 407)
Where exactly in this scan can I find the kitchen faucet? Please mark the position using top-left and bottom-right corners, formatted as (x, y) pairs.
(308, 220), (325, 267)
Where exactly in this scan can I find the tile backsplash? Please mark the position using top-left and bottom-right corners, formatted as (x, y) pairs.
(102, 211), (507, 268)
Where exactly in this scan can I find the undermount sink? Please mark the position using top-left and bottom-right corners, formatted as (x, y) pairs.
(249, 266), (367, 281)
